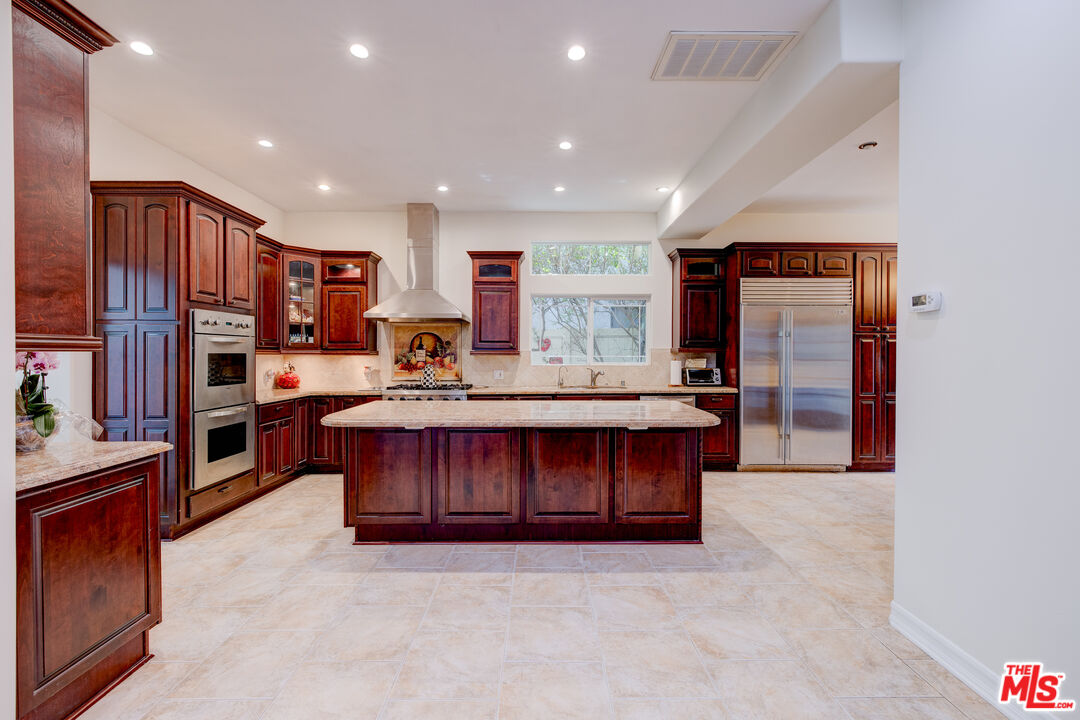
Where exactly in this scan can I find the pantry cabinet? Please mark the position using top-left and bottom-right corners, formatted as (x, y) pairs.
(255, 237), (282, 350)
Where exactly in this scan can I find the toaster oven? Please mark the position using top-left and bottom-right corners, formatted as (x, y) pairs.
(683, 368), (724, 386)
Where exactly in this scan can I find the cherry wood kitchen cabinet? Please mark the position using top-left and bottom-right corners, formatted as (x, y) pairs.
(257, 400), (297, 486)
(255, 236), (282, 350)
(281, 251), (321, 351)
(469, 251), (523, 354)
(311, 396), (339, 469)
(91, 182), (266, 539)
(16, 456), (161, 720)
(321, 251), (380, 352)
(294, 398), (312, 471)
(696, 394), (738, 470)
(13, 0), (115, 351)
(670, 249), (724, 353)
(852, 333), (897, 470)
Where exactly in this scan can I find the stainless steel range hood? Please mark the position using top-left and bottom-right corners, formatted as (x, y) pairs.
(364, 203), (468, 323)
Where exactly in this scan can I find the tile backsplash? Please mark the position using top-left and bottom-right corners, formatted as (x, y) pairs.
(257, 347), (712, 391)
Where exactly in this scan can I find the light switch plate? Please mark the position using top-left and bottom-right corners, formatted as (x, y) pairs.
(493, 370), (505, 380)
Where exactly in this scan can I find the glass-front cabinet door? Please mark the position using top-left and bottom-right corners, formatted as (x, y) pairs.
(282, 253), (320, 350)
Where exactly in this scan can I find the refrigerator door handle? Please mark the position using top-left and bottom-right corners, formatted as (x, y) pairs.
(776, 313), (785, 445)
(784, 310), (793, 461)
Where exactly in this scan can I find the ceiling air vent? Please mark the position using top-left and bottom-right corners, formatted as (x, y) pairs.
(652, 32), (797, 81)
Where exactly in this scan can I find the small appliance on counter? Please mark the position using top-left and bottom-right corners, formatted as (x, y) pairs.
(683, 367), (725, 386)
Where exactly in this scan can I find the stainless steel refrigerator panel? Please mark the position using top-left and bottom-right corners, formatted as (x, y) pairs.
(787, 305), (853, 465)
(739, 305), (785, 465)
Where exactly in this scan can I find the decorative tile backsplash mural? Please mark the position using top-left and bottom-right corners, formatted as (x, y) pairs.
(391, 323), (462, 381)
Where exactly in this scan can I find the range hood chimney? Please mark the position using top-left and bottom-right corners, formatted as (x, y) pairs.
(364, 203), (468, 323)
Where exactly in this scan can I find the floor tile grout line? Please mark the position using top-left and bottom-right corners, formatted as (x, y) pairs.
(492, 547), (519, 720)
(579, 544), (617, 720)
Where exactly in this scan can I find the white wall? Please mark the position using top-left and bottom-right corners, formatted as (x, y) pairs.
(89, 108), (286, 238)
(894, 0), (1079, 691)
(697, 211), (897, 247)
(285, 211), (668, 351)
(1, 5), (17, 715)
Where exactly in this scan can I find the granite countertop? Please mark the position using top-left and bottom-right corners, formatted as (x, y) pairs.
(466, 385), (738, 395)
(258, 387), (382, 403)
(321, 399), (720, 429)
(258, 384), (736, 403)
(16, 440), (172, 493)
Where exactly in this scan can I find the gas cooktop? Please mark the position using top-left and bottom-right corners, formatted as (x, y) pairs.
(382, 383), (472, 400)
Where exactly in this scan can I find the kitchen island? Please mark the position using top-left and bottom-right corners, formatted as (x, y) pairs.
(323, 399), (719, 543)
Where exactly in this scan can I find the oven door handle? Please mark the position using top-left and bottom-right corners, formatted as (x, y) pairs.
(207, 407), (248, 418)
(205, 338), (251, 344)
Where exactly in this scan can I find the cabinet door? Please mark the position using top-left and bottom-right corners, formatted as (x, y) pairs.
(852, 334), (881, 463)
(854, 252), (883, 332)
(15, 459), (161, 717)
(294, 398), (311, 469)
(882, 251), (898, 332)
(94, 323), (137, 442)
(258, 422), (278, 485)
(472, 285), (518, 352)
(883, 334), (897, 463)
(311, 397), (336, 466)
(680, 283), (722, 350)
(437, 429), (520, 524)
(702, 411), (737, 466)
(615, 429), (697, 523)
(816, 251), (853, 277)
(278, 418), (294, 476)
(282, 254), (321, 350)
(187, 202), (225, 305)
(224, 219), (256, 310)
(741, 250), (780, 277)
(137, 197), (180, 320)
(322, 284), (370, 350)
(347, 429), (431, 524)
(781, 251), (815, 277)
(526, 429), (610, 523)
(680, 255), (724, 282)
(136, 323), (178, 526)
(94, 195), (136, 321)
(256, 244), (281, 349)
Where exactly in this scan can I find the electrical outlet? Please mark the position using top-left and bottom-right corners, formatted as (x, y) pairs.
(493, 370), (505, 380)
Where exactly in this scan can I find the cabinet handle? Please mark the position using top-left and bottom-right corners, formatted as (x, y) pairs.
(217, 485), (232, 494)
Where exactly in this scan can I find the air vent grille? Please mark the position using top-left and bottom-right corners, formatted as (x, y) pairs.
(652, 32), (797, 81)
(740, 278), (853, 306)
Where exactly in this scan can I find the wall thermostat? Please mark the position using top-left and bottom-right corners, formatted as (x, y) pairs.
(910, 291), (942, 313)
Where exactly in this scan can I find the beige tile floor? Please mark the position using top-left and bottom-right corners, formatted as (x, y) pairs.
(82, 471), (1006, 720)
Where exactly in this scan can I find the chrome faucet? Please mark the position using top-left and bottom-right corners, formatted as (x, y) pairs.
(587, 367), (605, 387)
(558, 365), (568, 388)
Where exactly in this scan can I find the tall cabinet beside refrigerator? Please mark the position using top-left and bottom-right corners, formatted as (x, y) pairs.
(739, 279), (853, 466)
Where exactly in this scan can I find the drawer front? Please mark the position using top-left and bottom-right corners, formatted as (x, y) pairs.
(188, 472), (257, 519)
(696, 394), (736, 410)
(258, 400), (294, 423)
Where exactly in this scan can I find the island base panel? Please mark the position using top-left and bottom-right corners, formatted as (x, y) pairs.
(344, 426), (702, 543)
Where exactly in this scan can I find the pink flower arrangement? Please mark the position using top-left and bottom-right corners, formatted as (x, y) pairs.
(16, 351), (59, 373)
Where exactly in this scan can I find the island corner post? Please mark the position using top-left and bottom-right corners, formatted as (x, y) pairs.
(323, 400), (718, 543)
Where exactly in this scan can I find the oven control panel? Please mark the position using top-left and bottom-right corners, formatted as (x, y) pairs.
(192, 308), (255, 336)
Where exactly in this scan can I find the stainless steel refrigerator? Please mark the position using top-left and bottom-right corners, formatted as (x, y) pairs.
(739, 278), (853, 466)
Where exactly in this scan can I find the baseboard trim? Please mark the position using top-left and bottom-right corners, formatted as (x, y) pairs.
(889, 602), (1044, 720)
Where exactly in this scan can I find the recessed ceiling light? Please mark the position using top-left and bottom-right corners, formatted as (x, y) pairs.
(553, 185), (566, 193)
(437, 185), (449, 192)
(257, 139), (274, 148)
(130, 41), (154, 56)
(558, 141), (573, 150)
(656, 186), (670, 193)
(858, 141), (878, 150)
(317, 184), (331, 191)
(349, 43), (370, 59)
(567, 45), (586, 61)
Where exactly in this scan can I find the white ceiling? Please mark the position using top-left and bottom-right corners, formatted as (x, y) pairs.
(79, 0), (832, 213)
(743, 100), (898, 214)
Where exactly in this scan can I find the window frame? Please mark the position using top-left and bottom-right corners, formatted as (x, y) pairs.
(530, 294), (649, 366)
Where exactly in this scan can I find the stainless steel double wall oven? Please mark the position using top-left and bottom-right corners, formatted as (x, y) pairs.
(191, 309), (256, 491)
